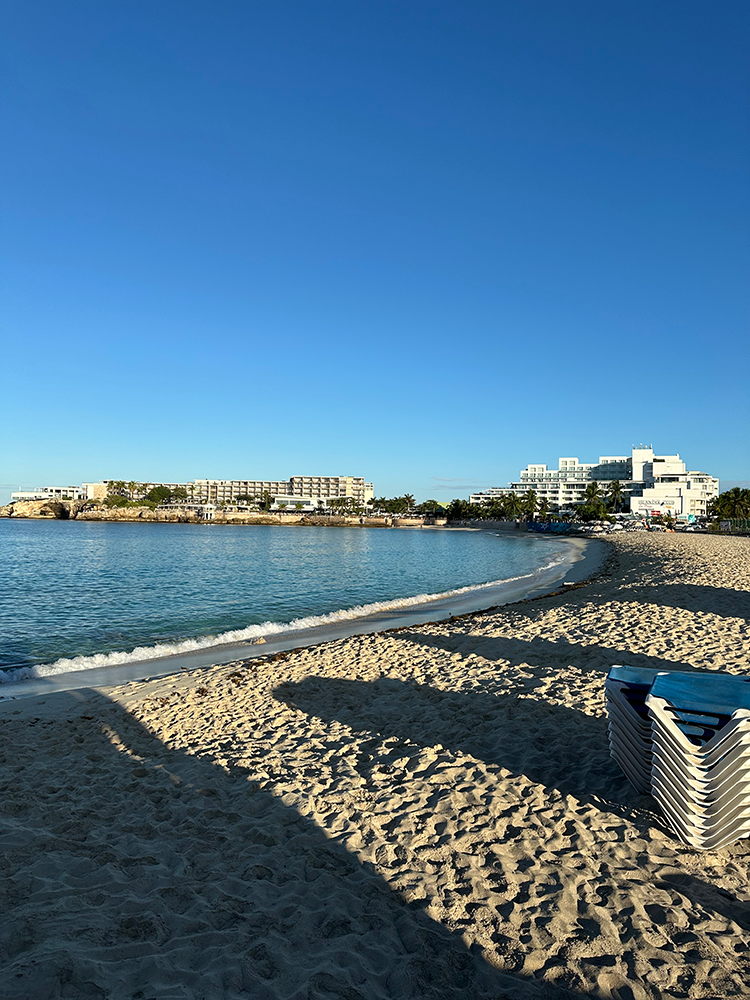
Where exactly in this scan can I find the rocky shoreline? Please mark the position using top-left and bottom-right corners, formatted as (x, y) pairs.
(0, 498), (200, 522)
(0, 498), (430, 527)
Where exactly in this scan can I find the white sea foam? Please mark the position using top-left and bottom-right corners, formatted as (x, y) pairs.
(0, 554), (570, 686)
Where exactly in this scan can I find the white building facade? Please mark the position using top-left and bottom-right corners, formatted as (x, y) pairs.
(16, 475), (375, 509)
(470, 446), (718, 518)
(11, 486), (86, 501)
(191, 476), (374, 506)
(192, 479), (291, 505)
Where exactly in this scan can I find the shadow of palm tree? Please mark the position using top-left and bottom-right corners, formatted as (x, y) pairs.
(0, 689), (591, 1000)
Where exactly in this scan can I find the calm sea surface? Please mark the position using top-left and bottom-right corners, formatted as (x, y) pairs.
(0, 519), (573, 680)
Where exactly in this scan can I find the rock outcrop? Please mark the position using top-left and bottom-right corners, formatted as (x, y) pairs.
(0, 499), (86, 519)
(77, 505), (199, 523)
(0, 503), (434, 527)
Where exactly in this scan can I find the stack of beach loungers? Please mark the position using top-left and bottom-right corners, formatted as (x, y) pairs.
(606, 665), (750, 850)
(605, 666), (656, 795)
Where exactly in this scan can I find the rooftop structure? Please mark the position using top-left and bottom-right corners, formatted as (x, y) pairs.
(470, 446), (719, 518)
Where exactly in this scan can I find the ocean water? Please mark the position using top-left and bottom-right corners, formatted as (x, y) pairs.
(0, 519), (575, 683)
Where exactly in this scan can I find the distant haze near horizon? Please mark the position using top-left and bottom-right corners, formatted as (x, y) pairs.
(2, 2), (748, 506)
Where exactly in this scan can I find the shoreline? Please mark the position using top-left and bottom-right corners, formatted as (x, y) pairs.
(2, 532), (749, 998)
(0, 499), (435, 528)
(0, 535), (607, 700)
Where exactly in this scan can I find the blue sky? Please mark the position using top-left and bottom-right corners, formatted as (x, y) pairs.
(2, 1), (748, 503)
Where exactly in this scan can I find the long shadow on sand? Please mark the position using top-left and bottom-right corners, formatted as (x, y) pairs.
(278, 673), (628, 812)
(278, 669), (750, 964)
(620, 583), (750, 620)
(399, 630), (701, 678)
(655, 873), (750, 933)
(1, 690), (595, 1000)
(277, 624), (727, 814)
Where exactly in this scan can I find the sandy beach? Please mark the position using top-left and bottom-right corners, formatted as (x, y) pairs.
(2, 531), (749, 999)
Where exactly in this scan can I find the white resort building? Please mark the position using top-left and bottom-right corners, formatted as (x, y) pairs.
(10, 486), (87, 502)
(14, 475), (374, 509)
(190, 476), (374, 506)
(470, 446), (718, 519)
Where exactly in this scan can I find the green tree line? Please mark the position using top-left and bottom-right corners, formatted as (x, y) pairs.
(104, 481), (188, 509)
(99, 478), (748, 523)
(708, 487), (750, 519)
(445, 480), (625, 523)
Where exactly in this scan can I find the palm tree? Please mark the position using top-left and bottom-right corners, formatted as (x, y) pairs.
(606, 479), (624, 513)
(416, 499), (441, 514)
(402, 494), (415, 513)
(505, 493), (522, 519)
(580, 480), (608, 522)
(446, 498), (470, 521)
(521, 489), (538, 520)
(710, 487), (750, 519)
(583, 481), (601, 504)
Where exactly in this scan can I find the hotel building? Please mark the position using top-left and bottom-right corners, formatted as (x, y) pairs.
(470, 446), (718, 518)
(14, 475), (375, 508)
(191, 476), (374, 506)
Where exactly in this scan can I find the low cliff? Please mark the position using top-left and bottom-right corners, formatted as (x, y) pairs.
(77, 506), (198, 523)
(0, 499), (86, 519)
(0, 502), (439, 527)
(0, 500), (198, 522)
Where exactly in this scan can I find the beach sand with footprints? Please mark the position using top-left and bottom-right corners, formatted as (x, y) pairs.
(2, 531), (749, 999)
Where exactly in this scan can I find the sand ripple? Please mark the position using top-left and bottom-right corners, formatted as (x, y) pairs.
(1, 533), (750, 998)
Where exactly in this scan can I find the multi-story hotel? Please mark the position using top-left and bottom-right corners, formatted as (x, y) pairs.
(191, 475), (374, 506)
(14, 475), (375, 508)
(470, 446), (718, 519)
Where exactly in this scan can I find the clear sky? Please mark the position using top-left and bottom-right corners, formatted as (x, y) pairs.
(2, 1), (748, 503)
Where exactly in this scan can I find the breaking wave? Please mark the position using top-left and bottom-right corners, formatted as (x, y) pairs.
(0, 555), (569, 686)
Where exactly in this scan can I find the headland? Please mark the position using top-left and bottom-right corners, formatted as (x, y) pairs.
(0, 497), (423, 527)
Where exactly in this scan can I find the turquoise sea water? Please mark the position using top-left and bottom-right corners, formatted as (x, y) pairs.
(0, 519), (574, 682)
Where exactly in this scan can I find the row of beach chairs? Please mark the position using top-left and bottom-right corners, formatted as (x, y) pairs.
(606, 665), (750, 850)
